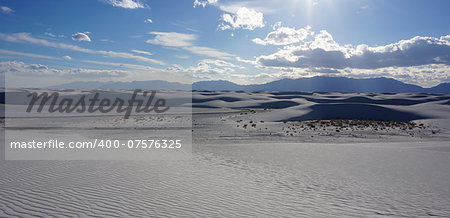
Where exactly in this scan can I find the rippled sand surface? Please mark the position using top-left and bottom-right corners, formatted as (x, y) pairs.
(1, 140), (449, 217)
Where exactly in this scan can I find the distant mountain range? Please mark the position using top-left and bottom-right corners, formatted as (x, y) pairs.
(50, 80), (192, 90)
(50, 77), (450, 94)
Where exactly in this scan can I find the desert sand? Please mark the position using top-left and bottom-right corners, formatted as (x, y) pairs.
(1, 90), (450, 216)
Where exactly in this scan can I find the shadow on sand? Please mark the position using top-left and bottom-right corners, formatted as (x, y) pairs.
(284, 103), (429, 122)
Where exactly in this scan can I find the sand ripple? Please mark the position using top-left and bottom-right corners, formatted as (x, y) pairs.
(1, 142), (449, 217)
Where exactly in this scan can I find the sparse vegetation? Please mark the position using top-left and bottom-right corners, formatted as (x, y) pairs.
(289, 119), (425, 131)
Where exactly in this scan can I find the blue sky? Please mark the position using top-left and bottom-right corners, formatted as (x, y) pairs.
(0, 0), (449, 87)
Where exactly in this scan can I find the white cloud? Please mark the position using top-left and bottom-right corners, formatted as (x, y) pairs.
(131, 49), (152, 56)
(28, 64), (48, 70)
(0, 32), (165, 65)
(44, 32), (56, 37)
(96, 50), (165, 65)
(145, 18), (152, 23)
(217, 1), (276, 14)
(82, 60), (160, 71)
(146, 32), (234, 58)
(256, 29), (450, 70)
(206, 63), (449, 88)
(176, 55), (190, 59)
(219, 7), (265, 30)
(44, 32), (65, 38)
(100, 39), (113, 42)
(1, 61), (127, 78)
(169, 59), (241, 81)
(193, 0), (218, 8)
(80, 60), (192, 83)
(194, 1), (270, 32)
(71, 32), (91, 42)
(184, 46), (234, 58)
(250, 29), (450, 87)
(339, 64), (450, 88)
(199, 59), (244, 68)
(271, 21), (282, 30)
(235, 56), (257, 65)
(307, 30), (343, 53)
(192, 62), (234, 75)
(0, 49), (57, 60)
(106, 0), (147, 9)
(146, 32), (196, 47)
(1, 6), (13, 14)
(62, 55), (72, 60)
(162, 58), (247, 82)
(252, 25), (313, 45)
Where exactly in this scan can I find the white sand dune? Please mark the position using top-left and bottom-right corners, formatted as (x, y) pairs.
(192, 91), (450, 122)
(1, 90), (450, 216)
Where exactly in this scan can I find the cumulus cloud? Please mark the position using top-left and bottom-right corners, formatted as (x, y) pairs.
(71, 32), (91, 42)
(191, 61), (234, 75)
(194, 1), (267, 32)
(0, 61), (127, 78)
(256, 30), (450, 69)
(348, 36), (450, 68)
(229, 63), (449, 88)
(106, 0), (147, 9)
(253, 25), (313, 45)
(62, 55), (72, 60)
(193, 0), (217, 8)
(28, 64), (48, 70)
(341, 64), (450, 88)
(146, 32), (234, 58)
(250, 28), (450, 86)
(219, 7), (265, 30)
(0, 32), (165, 65)
(169, 59), (238, 81)
(1, 6), (13, 14)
